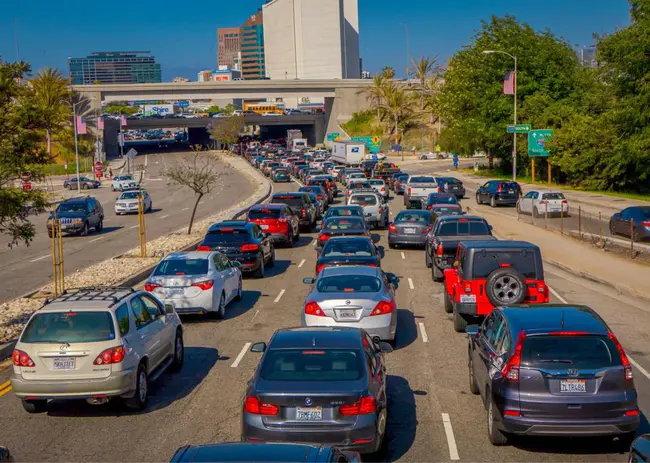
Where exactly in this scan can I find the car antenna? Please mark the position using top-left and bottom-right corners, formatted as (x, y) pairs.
(560, 310), (565, 329)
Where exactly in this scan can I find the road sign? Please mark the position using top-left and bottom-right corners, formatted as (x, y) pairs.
(371, 135), (380, 145)
(21, 180), (32, 192)
(507, 124), (532, 134)
(528, 129), (553, 157)
(175, 101), (190, 108)
(327, 132), (340, 141)
(351, 136), (381, 154)
(126, 148), (138, 159)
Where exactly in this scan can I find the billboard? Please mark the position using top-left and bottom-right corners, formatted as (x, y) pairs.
(144, 104), (174, 115)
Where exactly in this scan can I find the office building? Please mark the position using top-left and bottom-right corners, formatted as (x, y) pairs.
(361, 70), (372, 79)
(241, 9), (266, 79)
(217, 27), (241, 70)
(197, 68), (242, 82)
(263, 0), (360, 80)
(579, 45), (598, 68)
(68, 51), (161, 85)
(198, 70), (213, 82)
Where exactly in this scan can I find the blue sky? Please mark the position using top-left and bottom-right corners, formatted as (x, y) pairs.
(0, 0), (631, 81)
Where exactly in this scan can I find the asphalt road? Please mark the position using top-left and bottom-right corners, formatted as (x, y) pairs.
(1, 167), (649, 462)
(0, 151), (254, 304)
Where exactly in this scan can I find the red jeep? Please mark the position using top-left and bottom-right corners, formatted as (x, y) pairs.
(443, 240), (549, 332)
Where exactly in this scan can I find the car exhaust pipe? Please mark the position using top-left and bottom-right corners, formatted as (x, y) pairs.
(372, 336), (381, 344)
(86, 397), (109, 406)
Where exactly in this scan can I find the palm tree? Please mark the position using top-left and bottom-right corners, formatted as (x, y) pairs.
(381, 66), (396, 79)
(31, 68), (70, 155)
(359, 75), (387, 123)
(378, 81), (417, 143)
(411, 56), (440, 109)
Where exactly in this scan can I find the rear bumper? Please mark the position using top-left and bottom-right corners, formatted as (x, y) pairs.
(388, 233), (426, 245)
(493, 196), (518, 205)
(302, 314), (395, 341)
(434, 257), (453, 271)
(269, 233), (291, 243)
(502, 415), (640, 437)
(160, 293), (215, 314)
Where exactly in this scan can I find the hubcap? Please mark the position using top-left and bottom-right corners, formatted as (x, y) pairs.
(492, 275), (521, 303)
(139, 371), (147, 402)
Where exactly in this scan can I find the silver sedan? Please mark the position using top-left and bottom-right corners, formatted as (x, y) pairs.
(301, 266), (400, 343)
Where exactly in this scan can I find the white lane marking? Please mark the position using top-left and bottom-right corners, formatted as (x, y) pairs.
(104, 218), (111, 222)
(312, 240), (317, 246)
(292, 178), (304, 187)
(298, 259), (306, 268)
(548, 285), (568, 304)
(159, 215), (170, 219)
(199, 201), (204, 205)
(89, 236), (104, 243)
(231, 342), (251, 368)
(147, 178), (163, 181)
(442, 413), (460, 460)
(182, 207), (189, 211)
(30, 255), (50, 262)
(418, 322), (429, 343)
(251, 310), (260, 322)
(390, 211), (393, 215)
(274, 289), (286, 303)
(401, 252), (405, 260)
(144, 154), (148, 167)
(408, 278), (415, 290)
(130, 225), (139, 229)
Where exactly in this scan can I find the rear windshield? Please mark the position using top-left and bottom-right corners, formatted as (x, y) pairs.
(248, 209), (282, 219)
(472, 249), (538, 279)
(437, 220), (490, 236)
(21, 312), (115, 343)
(440, 177), (461, 184)
(300, 187), (322, 195)
(542, 193), (566, 200)
(327, 208), (362, 218)
(324, 218), (364, 231)
(499, 182), (519, 190)
(316, 274), (382, 293)
(350, 195), (378, 206)
(395, 174), (409, 180)
(154, 258), (209, 276)
(432, 206), (463, 216)
(427, 194), (457, 204)
(368, 180), (384, 186)
(272, 196), (303, 208)
(410, 176), (435, 183)
(521, 336), (621, 370)
(349, 182), (371, 190)
(204, 229), (251, 243)
(322, 240), (373, 257)
(261, 349), (364, 381)
(395, 211), (431, 223)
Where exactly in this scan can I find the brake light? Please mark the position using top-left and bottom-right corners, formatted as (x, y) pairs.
(240, 244), (260, 252)
(643, 221), (650, 227)
(319, 234), (330, 242)
(196, 245), (211, 251)
(547, 331), (589, 336)
(608, 330), (633, 381)
(12, 349), (35, 367)
(504, 410), (521, 417)
(301, 208), (307, 216)
(436, 243), (444, 256)
(339, 396), (376, 415)
(93, 346), (126, 365)
(381, 187), (385, 192)
(144, 283), (161, 292)
(304, 301), (325, 316)
(437, 188), (442, 193)
(562, 199), (568, 205)
(422, 226), (432, 235)
(408, 187), (412, 196)
(497, 184), (503, 193)
(371, 300), (395, 316)
(625, 409), (640, 417)
(426, 205), (432, 210)
(378, 206), (382, 215)
(316, 264), (326, 274)
(278, 217), (288, 223)
(192, 280), (215, 290)
(244, 396), (279, 415)
(502, 331), (526, 381)
(388, 224), (397, 233)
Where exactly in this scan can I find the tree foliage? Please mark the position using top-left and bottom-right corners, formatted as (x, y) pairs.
(209, 115), (245, 149)
(30, 68), (70, 155)
(381, 66), (395, 79)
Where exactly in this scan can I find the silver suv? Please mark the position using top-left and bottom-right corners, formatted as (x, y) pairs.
(10, 287), (183, 413)
(347, 190), (389, 229)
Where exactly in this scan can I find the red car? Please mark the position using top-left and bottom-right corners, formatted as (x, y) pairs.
(246, 204), (300, 247)
(443, 240), (549, 332)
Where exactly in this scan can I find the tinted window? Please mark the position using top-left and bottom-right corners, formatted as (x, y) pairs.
(350, 195), (377, 206)
(21, 311), (116, 343)
(57, 202), (86, 213)
(324, 218), (365, 231)
(115, 304), (130, 336)
(322, 240), (373, 257)
(130, 297), (151, 328)
(473, 249), (539, 279)
(204, 229), (251, 243)
(541, 193), (565, 200)
(139, 295), (163, 320)
(427, 194), (457, 205)
(326, 208), (362, 218)
(260, 349), (364, 381)
(317, 275), (382, 293)
(410, 176), (435, 183)
(521, 336), (620, 370)
(154, 258), (209, 276)
(437, 220), (490, 236)
(431, 206), (463, 216)
(272, 196), (304, 208)
(500, 182), (519, 190)
(349, 182), (372, 189)
(395, 211), (431, 223)
(248, 208), (282, 219)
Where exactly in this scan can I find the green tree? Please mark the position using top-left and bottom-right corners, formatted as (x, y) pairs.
(359, 75), (387, 124)
(209, 115), (245, 150)
(378, 81), (418, 143)
(381, 66), (395, 79)
(31, 68), (70, 156)
(103, 104), (139, 116)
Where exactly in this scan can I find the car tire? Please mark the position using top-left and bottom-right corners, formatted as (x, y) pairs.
(485, 268), (527, 307)
(214, 292), (226, 319)
(444, 292), (454, 314)
(469, 356), (480, 395)
(475, 193), (481, 205)
(79, 222), (89, 236)
(234, 278), (243, 301)
(425, 249), (432, 268)
(147, 202), (152, 213)
(267, 247), (276, 267)
(21, 399), (48, 414)
(490, 196), (497, 208)
(82, 183), (89, 190)
(609, 221), (616, 235)
(125, 363), (149, 411)
(432, 264), (444, 282)
(111, 186), (115, 192)
(287, 231), (294, 248)
(533, 206), (541, 218)
(453, 304), (468, 333)
(487, 396), (508, 446)
(96, 219), (103, 233)
(47, 230), (53, 239)
(634, 229), (641, 242)
(254, 259), (265, 279)
(170, 330), (184, 371)
(617, 432), (637, 451)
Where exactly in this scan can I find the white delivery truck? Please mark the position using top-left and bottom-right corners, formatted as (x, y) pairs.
(332, 141), (365, 166)
(291, 138), (308, 151)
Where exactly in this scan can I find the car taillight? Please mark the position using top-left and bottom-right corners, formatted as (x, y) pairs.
(643, 221), (650, 227)
(608, 330), (633, 381)
(244, 396), (279, 415)
(388, 224), (397, 233)
(144, 282), (161, 292)
(378, 206), (382, 215)
(371, 300), (395, 316)
(305, 301), (325, 316)
(196, 245), (211, 251)
(301, 208), (307, 216)
(381, 187), (385, 192)
(339, 396), (377, 416)
(502, 331), (526, 381)
(537, 284), (546, 293)
(192, 280), (215, 290)
(426, 205), (432, 210)
(278, 217), (288, 223)
(497, 184), (503, 193)
(12, 349), (35, 367)
(437, 187), (442, 193)
(408, 187), (412, 196)
(94, 346), (126, 365)
(562, 199), (568, 205)
(240, 244), (260, 252)
(316, 264), (326, 273)
(422, 226), (432, 235)
(319, 234), (330, 242)
(436, 243), (444, 256)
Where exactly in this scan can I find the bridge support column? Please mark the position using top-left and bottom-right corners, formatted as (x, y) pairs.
(324, 87), (369, 142)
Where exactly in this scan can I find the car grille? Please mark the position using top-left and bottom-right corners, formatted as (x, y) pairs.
(59, 218), (75, 224)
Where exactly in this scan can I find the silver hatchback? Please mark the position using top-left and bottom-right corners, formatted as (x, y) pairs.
(301, 266), (400, 342)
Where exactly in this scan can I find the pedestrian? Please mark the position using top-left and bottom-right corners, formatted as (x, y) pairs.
(108, 167), (113, 180)
(453, 153), (459, 169)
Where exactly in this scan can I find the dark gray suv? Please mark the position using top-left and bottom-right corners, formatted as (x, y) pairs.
(47, 196), (104, 237)
(466, 304), (639, 446)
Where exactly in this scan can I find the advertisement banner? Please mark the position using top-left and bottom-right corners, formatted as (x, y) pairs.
(143, 104), (174, 116)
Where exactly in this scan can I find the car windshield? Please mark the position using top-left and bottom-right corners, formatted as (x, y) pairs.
(248, 208), (283, 219)
(472, 248), (538, 279)
(56, 203), (86, 213)
(154, 258), (209, 276)
(204, 229), (251, 243)
(427, 194), (457, 204)
(521, 335), (620, 370)
(272, 196), (303, 208)
(119, 192), (142, 200)
(395, 174), (409, 181)
(322, 240), (373, 257)
(326, 208), (362, 218)
(116, 176), (132, 181)
(395, 211), (431, 223)
(437, 220), (490, 236)
(440, 177), (461, 184)
(324, 218), (364, 231)
(410, 176), (435, 183)
(260, 349), (364, 381)
(21, 311), (115, 343)
(316, 274), (382, 293)
(541, 192), (566, 200)
(350, 194), (377, 206)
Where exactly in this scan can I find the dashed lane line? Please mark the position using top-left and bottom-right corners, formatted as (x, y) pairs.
(30, 255), (50, 263)
(182, 207), (189, 211)
(441, 413), (460, 460)
(408, 278), (415, 290)
(312, 240), (317, 246)
(231, 342), (251, 368)
(298, 259), (306, 268)
(130, 225), (139, 229)
(274, 289), (286, 303)
(89, 236), (104, 243)
(548, 285), (568, 304)
(401, 252), (406, 260)
(251, 310), (259, 321)
(159, 215), (170, 219)
(418, 322), (429, 343)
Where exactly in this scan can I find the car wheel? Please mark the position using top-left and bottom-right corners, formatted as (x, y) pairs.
(79, 222), (89, 236)
(96, 219), (103, 233)
(82, 183), (89, 190)
(214, 292), (226, 319)
(533, 206), (541, 218)
(47, 230), (53, 239)
(21, 399), (48, 414)
(287, 230), (294, 248)
(453, 305), (468, 333)
(111, 186), (115, 191)
(469, 356), (480, 395)
(634, 229), (641, 242)
(444, 292), (453, 314)
(268, 247), (276, 267)
(490, 196), (496, 208)
(475, 193), (481, 205)
(170, 330), (184, 371)
(425, 249), (432, 268)
(609, 221), (616, 235)
(147, 202), (152, 213)
(487, 396), (508, 445)
(125, 363), (149, 411)
(234, 278), (243, 301)
(254, 259), (265, 279)
(432, 264), (444, 282)
(485, 268), (527, 307)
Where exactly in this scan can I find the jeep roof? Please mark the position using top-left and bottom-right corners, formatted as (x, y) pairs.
(460, 240), (538, 251)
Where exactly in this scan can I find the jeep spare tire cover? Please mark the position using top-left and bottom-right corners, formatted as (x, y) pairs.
(485, 268), (526, 307)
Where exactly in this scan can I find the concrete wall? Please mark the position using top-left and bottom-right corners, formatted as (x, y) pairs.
(342, 0), (360, 78)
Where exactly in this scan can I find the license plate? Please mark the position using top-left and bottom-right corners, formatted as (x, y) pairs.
(460, 295), (476, 303)
(296, 407), (322, 421)
(404, 228), (416, 234)
(337, 310), (357, 320)
(61, 225), (69, 230)
(168, 288), (184, 295)
(53, 357), (75, 370)
(508, 190), (515, 194)
(260, 225), (269, 230)
(560, 379), (586, 393)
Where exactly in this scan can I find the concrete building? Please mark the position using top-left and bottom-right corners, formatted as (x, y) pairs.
(241, 9), (266, 80)
(68, 51), (161, 85)
(172, 77), (189, 83)
(262, 0), (360, 80)
(579, 45), (598, 68)
(217, 27), (241, 70)
(197, 70), (213, 82)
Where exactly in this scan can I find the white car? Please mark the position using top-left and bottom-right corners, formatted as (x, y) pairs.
(10, 287), (183, 413)
(367, 179), (389, 200)
(115, 189), (152, 215)
(517, 190), (569, 217)
(111, 175), (137, 191)
(145, 251), (242, 318)
(261, 112), (278, 116)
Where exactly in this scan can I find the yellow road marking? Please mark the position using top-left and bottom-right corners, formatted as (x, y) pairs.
(0, 380), (10, 390)
(0, 384), (12, 397)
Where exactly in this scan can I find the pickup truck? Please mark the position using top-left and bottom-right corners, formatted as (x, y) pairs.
(404, 175), (439, 209)
(424, 216), (496, 281)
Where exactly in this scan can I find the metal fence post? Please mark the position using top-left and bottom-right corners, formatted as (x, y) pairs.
(631, 220), (635, 259)
(545, 201), (548, 229)
(599, 212), (602, 244)
(57, 220), (64, 292)
(578, 206), (582, 239)
(560, 207), (564, 235)
(51, 215), (58, 298)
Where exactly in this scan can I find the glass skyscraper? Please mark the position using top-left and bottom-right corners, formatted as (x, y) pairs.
(68, 51), (162, 85)
(241, 10), (266, 80)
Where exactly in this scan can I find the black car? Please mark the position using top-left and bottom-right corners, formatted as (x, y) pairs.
(170, 442), (361, 463)
(476, 181), (521, 207)
(318, 216), (370, 248)
(63, 176), (101, 190)
(316, 236), (380, 274)
(197, 221), (274, 278)
(299, 185), (329, 207)
(242, 327), (392, 454)
(47, 196), (104, 237)
(306, 178), (334, 202)
(436, 177), (466, 199)
(305, 192), (325, 219)
(271, 193), (317, 231)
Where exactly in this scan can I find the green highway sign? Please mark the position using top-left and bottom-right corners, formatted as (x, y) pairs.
(507, 124), (531, 134)
(326, 132), (340, 141)
(351, 136), (381, 154)
(528, 129), (553, 157)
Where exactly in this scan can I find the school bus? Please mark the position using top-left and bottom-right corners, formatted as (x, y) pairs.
(243, 103), (283, 115)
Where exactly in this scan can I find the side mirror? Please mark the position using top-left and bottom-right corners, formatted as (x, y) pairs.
(250, 342), (266, 353)
(465, 325), (480, 337)
(377, 341), (394, 353)
(303, 277), (315, 284)
(164, 303), (175, 315)
(386, 273), (400, 287)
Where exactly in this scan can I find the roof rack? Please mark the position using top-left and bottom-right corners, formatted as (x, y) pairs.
(46, 286), (135, 305)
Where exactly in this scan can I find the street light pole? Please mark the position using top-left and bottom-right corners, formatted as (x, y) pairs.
(72, 102), (81, 194)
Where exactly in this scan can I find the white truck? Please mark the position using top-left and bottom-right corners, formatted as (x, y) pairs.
(332, 141), (365, 166)
(404, 175), (439, 209)
(291, 138), (308, 151)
